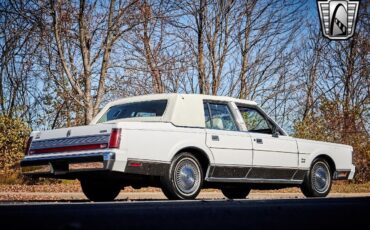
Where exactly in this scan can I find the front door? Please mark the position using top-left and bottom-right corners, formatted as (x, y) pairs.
(237, 106), (299, 180)
(204, 102), (253, 179)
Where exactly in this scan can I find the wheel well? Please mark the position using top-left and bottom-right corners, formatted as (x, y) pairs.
(314, 155), (336, 173)
(174, 147), (210, 174)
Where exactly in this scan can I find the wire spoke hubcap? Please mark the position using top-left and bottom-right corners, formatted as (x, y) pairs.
(174, 158), (200, 196)
(312, 162), (330, 193)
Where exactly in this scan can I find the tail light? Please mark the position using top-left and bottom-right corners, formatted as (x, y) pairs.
(109, 128), (122, 148)
(24, 136), (33, 155)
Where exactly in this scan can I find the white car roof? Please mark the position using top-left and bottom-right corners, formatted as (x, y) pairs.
(91, 93), (257, 127)
(105, 93), (257, 106)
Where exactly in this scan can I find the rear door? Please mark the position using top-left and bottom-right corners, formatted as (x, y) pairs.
(204, 101), (253, 179)
(237, 106), (299, 181)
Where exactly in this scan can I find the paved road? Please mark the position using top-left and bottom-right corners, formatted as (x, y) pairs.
(1, 191), (369, 201)
(0, 197), (369, 230)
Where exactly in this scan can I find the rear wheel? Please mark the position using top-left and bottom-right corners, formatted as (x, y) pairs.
(80, 179), (121, 202)
(221, 187), (251, 199)
(161, 152), (203, 200)
(301, 159), (332, 197)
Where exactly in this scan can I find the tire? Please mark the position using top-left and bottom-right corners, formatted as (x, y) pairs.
(80, 179), (121, 202)
(300, 159), (332, 197)
(161, 152), (204, 200)
(221, 187), (251, 199)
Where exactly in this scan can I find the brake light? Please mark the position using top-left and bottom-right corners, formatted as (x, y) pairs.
(109, 128), (121, 148)
(24, 136), (33, 155)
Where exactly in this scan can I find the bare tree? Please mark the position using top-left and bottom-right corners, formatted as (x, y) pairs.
(205, 0), (235, 95)
(0, 1), (42, 120)
(172, 0), (209, 94)
(48, 0), (138, 124)
(234, 0), (305, 102)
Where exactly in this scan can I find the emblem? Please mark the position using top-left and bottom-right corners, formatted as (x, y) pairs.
(317, 0), (359, 40)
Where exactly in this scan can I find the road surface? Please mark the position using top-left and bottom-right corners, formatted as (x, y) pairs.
(1, 190), (369, 201)
(0, 196), (369, 230)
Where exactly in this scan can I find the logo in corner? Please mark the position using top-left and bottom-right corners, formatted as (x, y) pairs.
(317, 0), (359, 40)
(66, 130), (71, 137)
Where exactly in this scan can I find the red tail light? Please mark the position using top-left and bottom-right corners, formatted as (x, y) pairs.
(24, 136), (33, 155)
(109, 128), (122, 148)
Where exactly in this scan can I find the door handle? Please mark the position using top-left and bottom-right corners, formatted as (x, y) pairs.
(212, 135), (219, 141)
(254, 138), (263, 144)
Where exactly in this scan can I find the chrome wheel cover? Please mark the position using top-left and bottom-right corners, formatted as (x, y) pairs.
(174, 157), (201, 196)
(312, 162), (330, 193)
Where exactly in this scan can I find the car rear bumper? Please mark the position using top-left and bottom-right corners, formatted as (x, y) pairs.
(21, 152), (115, 176)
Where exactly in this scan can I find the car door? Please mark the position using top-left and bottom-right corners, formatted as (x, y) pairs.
(237, 106), (299, 181)
(204, 101), (253, 179)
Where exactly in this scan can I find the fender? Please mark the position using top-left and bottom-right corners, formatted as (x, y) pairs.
(167, 139), (215, 165)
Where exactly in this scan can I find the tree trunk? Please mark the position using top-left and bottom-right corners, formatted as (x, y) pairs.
(141, 0), (164, 93)
(197, 0), (207, 94)
(238, 1), (255, 99)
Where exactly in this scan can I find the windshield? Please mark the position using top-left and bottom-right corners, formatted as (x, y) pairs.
(97, 100), (168, 123)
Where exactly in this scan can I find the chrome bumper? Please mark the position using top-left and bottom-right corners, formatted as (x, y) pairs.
(348, 164), (356, 180)
(21, 152), (115, 176)
(333, 164), (356, 180)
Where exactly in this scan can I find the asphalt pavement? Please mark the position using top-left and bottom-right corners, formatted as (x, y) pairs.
(0, 197), (369, 230)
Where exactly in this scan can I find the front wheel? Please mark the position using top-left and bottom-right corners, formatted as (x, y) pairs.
(161, 152), (203, 200)
(300, 159), (332, 197)
(80, 179), (121, 202)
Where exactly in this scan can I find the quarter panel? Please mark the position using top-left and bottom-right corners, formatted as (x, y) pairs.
(121, 122), (212, 164)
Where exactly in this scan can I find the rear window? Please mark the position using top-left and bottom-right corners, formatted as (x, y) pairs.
(97, 100), (167, 123)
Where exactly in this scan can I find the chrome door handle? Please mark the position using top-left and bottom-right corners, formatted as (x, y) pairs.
(212, 135), (219, 141)
(254, 138), (263, 144)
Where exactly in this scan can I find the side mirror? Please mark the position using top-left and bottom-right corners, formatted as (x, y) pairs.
(272, 131), (279, 138)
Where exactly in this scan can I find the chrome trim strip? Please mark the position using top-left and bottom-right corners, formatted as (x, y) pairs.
(209, 147), (253, 151)
(210, 164), (309, 171)
(208, 144), (300, 154)
(291, 170), (299, 179)
(210, 163), (253, 168)
(205, 177), (303, 184)
(126, 158), (170, 164)
(252, 165), (309, 170)
(252, 149), (298, 154)
(23, 152), (115, 162)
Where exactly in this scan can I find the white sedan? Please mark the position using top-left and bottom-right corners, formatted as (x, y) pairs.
(21, 94), (355, 201)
